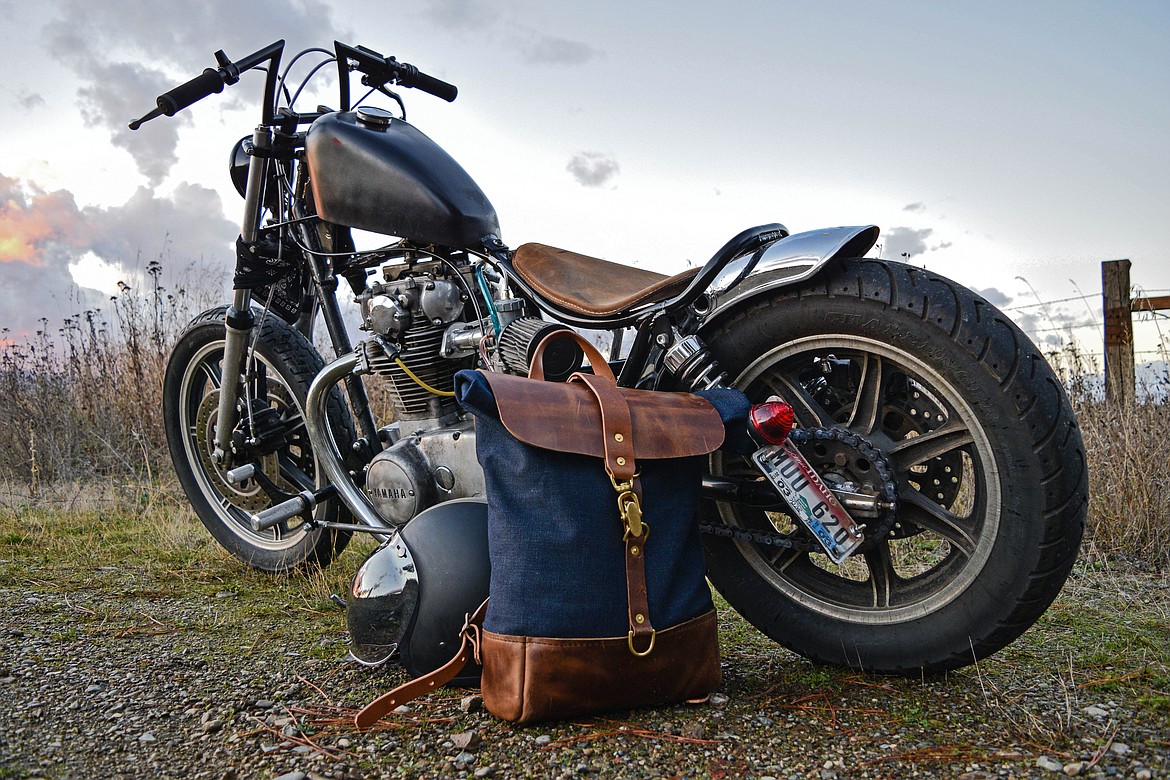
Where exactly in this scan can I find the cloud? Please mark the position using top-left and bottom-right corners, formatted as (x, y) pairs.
(45, 0), (343, 70)
(881, 226), (934, 259)
(975, 286), (1012, 307)
(17, 90), (45, 110)
(566, 152), (620, 188)
(879, 226), (958, 260)
(903, 202), (926, 213)
(1, 178), (77, 267)
(417, 0), (598, 66)
(42, 0), (347, 184)
(514, 33), (600, 65)
(77, 61), (187, 186)
(420, 0), (499, 31)
(0, 173), (236, 337)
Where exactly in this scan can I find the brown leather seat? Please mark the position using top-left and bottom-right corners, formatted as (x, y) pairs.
(511, 243), (699, 317)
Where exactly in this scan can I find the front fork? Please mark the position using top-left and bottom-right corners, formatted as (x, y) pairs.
(212, 289), (255, 464)
(212, 123), (271, 464)
(213, 124), (382, 467)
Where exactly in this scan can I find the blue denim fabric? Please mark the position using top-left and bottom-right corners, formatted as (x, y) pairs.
(695, 387), (754, 455)
(454, 370), (749, 638)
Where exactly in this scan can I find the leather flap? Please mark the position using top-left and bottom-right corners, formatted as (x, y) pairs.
(478, 370), (725, 459)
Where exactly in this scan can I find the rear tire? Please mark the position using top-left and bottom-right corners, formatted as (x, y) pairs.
(163, 306), (355, 572)
(701, 258), (1086, 673)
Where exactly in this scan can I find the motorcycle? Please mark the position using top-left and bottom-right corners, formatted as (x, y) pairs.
(132, 39), (1086, 675)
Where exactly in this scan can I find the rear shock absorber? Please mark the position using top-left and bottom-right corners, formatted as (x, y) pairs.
(663, 334), (728, 390)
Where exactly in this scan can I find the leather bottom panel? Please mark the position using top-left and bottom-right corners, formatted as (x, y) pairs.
(479, 609), (720, 724)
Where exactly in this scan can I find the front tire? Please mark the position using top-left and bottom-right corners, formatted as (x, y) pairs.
(702, 258), (1086, 673)
(163, 306), (355, 572)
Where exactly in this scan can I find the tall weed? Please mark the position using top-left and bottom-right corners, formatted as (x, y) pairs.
(0, 259), (218, 491)
(2, 264), (1167, 570)
(1047, 341), (1170, 569)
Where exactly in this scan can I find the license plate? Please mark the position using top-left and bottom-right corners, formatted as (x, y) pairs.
(751, 441), (866, 564)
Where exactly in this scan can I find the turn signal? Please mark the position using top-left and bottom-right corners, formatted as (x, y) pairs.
(749, 400), (796, 445)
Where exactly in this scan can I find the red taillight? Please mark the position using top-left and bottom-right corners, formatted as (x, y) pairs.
(749, 401), (796, 445)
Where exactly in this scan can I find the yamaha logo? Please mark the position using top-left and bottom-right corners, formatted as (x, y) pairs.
(371, 487), (415, 500)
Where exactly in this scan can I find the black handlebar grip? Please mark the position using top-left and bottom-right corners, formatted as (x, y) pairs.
(402, 69), (458, 102)
(157, 68), (227, 116)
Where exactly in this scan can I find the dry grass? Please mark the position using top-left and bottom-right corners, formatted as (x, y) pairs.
(1047, 341), (1170, 570)
(0, 259), (216, 493)
(1076, 400), (1170, 569)
(2, 268), (1168, 571)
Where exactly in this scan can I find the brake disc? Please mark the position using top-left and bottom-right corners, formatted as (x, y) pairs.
(194, 391), (281, 513)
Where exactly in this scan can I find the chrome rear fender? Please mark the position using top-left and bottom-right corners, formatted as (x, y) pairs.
(703, 225), (879, 321)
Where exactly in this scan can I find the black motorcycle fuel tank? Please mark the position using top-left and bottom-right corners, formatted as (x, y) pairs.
(305, 108), (500, 248)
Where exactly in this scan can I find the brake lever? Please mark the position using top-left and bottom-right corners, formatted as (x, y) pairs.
(374, 86), (407, 120)
(128, 107), (164, 130)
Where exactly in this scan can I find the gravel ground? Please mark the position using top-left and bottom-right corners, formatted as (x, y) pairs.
(1, 561), (1167, 780)
(0, 497), (1167, 780)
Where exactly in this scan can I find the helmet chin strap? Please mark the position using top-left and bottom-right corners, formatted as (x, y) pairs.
(354, 599), (488, 728)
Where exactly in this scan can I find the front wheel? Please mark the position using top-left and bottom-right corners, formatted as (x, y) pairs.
(701, 258), (1086, 673)
(163, 306), (355, 572)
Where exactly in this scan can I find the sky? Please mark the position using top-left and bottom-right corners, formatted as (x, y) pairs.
(1, 0), (1168, 367)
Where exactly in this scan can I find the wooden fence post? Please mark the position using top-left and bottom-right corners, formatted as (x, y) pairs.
(1102, 259), (1134, 404)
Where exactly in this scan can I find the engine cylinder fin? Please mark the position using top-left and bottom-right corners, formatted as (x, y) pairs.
(364, 323), (470, 419)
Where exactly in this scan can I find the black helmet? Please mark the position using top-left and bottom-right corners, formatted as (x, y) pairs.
(346, 499), (490, 685)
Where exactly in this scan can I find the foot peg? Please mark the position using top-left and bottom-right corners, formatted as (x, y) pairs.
(249, 485), (337, 531)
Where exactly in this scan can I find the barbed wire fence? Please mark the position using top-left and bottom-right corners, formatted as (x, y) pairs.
(997, 262), (1167, 403)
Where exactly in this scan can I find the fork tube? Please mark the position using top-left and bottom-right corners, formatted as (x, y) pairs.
(213, 294), (254, 461)
(240, 126), (272, 243)
(214, 125), (272, 460)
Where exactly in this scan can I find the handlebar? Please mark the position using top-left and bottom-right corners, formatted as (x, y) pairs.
(159, 68), (228, 117)
(334, 42), (458, 103)
(396, 64), (458, 103)
(128, 67), (228, 130)
(129, 39), (457, 130)
(129, 40), (285, 130)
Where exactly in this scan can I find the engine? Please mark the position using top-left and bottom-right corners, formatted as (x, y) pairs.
(357, 268), (474, 420)
(354, 260), (584, 525)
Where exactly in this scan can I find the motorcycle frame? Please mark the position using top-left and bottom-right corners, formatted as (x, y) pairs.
(212, 40), (880, 489)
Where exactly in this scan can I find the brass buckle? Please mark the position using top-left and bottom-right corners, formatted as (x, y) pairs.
(627, 629), (656, 657)
(608, 472), (635, 493)
(622, 517), (649, 543)
(617, 490), (645, 540)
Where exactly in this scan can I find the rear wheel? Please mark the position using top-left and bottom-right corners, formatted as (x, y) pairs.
(701, 258), (1086, 673)
(163, 306), (355, 572)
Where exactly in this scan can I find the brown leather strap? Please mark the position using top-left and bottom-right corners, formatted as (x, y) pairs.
(623, 478), (654, 654)
(570, 372), (654, 653)
(354, 600), (488, 729)
(573, 373), (636, 482)
(528, 330), (614, 381)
